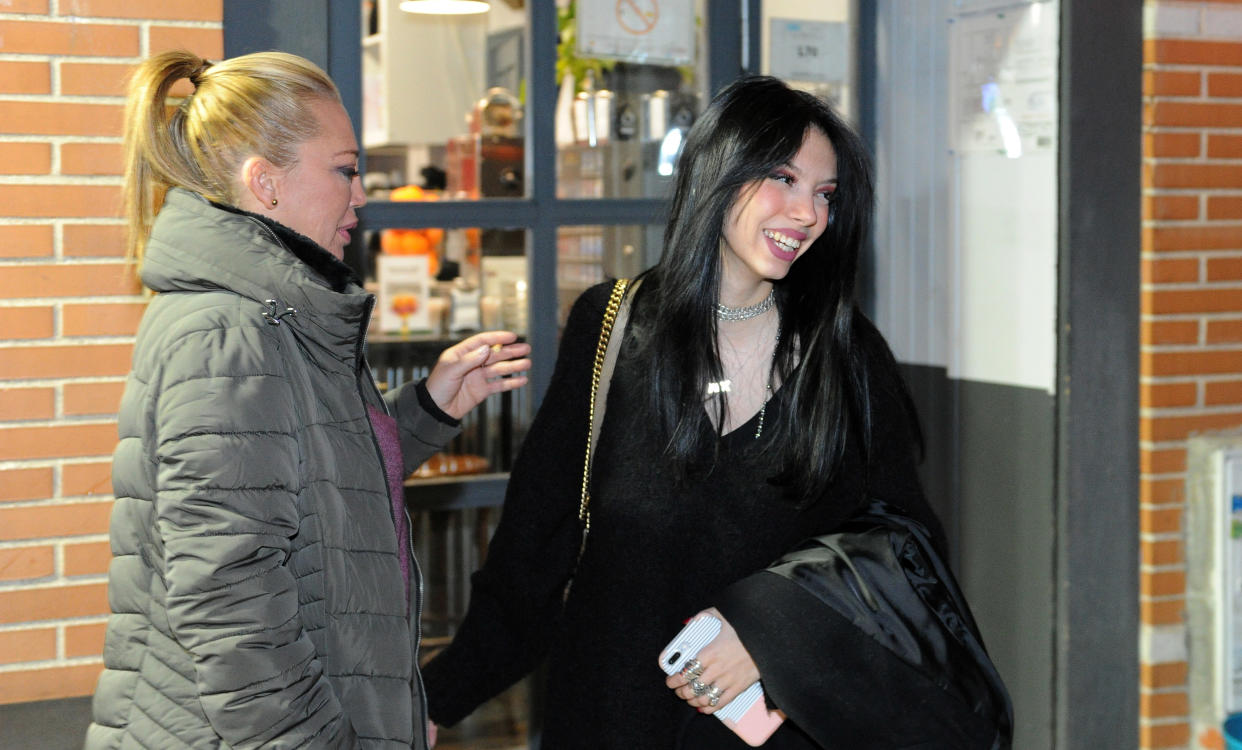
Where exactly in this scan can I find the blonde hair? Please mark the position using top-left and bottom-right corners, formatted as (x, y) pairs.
(122, 50), (340, 264)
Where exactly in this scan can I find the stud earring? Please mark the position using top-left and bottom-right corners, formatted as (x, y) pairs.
(271, 198), (278, 207)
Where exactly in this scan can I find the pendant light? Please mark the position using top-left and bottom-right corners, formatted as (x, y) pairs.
(399, 0), (490, 14)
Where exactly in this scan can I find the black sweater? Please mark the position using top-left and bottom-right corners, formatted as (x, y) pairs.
(420, 281), (945, 748)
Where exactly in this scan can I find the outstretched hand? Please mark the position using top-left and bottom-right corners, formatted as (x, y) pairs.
(425, 331), (531, 420)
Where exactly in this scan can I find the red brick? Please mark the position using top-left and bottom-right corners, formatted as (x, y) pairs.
(1152, 163), (1242, 191)
(63, 382), (126, 417)
(59, 61), (132, 97)
(1207, 319), (1242, 344)
(0, 20), (138, 57)
(0, 142), (51, 175)
(1141, 598), (1185, 627)
(63, 224), (126, 258)
(1140, 720), (1190, 748)
(0, 468), (53, 503)
(0, 583), (108, 625)
(1145, 70), (1201, 97)
(1142, 382), (1197, 408)
(1149, 224), (1242, 251)
(1140, 690), (1190, 718)
(0, 424), (119, 461)
(1209, 134), (1242, 159)
(1145, 320), (1199, 345)
(0, 546), (55, 582)
(1144, 195), (1199, 222)
(1149, 39), (1242, 67)
(0, 387), (55, 421)
(0, 628), (55, 666)
(1141, 410), (1242, 441)
(60, 142), (123, 176)
(0, 305), (54, 339)
(1206, 257), (1242, 281)
(1141, 661), (1188, 690)
(60, 0), (221, 21)
(0, 225), (54, 258)
(1143, 349), (1242, 376)
(1141, 507), (1182, 535)
(0, 501), (113, 541)
(62, 461), (113, 497)
(0, 344), (133, 379)
(0, 0), (50, 11)
(1208, 72), (1242, 98)
(64, 541), (112, 577)
(63, 302), (145, 337)
(0, 663), (103, 704)
(0, 61), (50, 95)
(1205, 379), (1242, 405)
(0, 101), (123, 137)
(1144, 287), (1242, 314)
(1144, 257), (1199, 283)
(1148, 101), (1242, 128)
(148, 25), (224, 59)
(0, 263), (139, 298)
(1141, 478), (1186, 506)
(1146, 132), (1200, 158)
(0, 185), (121, 218)
(1142, 448), (1186, 474)
(1143, 539), (1184, 567)
(65, 622), (107, 658)
(1208, 197), (1242, 221)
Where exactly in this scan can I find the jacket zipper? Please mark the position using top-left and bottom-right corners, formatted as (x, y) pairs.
(355, 295), (430, 744)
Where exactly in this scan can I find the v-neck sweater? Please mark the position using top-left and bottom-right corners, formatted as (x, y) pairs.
(421, 281), (943, 748)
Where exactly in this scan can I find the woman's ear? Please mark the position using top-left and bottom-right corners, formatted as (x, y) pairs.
(239, 155), (280, 213)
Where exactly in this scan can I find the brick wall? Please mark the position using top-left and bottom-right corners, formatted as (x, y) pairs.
(1143, 0), (1242, 747)
(0, 0), (220, 705)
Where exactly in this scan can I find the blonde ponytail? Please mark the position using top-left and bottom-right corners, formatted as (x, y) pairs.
(121, 50), (340, 266)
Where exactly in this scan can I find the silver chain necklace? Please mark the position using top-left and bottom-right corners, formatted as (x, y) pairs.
(716, 289), (775, 321)
(753, 323), (780, 440)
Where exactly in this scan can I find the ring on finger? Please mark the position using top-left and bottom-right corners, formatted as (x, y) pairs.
(706, 684), (723, 707)
(681, 659), (704, 680)
(689, 677), (708, 696)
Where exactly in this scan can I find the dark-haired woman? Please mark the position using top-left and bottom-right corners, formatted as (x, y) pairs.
(422, 76), (1005, 748)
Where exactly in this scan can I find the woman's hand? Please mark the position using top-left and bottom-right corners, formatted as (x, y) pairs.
(425, 331), (532, 420)
(664, 608), (761, 714)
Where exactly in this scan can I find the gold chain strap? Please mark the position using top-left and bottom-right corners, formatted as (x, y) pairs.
(578, 278), (630, 534)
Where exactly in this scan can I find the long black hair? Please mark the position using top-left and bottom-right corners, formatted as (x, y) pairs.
(631, 75), (895, 503)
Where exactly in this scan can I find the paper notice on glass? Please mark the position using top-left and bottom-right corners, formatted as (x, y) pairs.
(768, 19), (848, 85)
(575, 0), (695, 66)
(948, 1), (1058, 156)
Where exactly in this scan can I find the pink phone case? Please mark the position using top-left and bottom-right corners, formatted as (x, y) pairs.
(658, 614), (786, 746)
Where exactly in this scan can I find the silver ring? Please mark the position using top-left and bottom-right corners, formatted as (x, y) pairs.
(681, 658), (704, 680)
(689, 677), (708, 696)
(707, 685), (723, 707)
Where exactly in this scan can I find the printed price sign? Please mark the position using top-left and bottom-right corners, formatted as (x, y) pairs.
(769, 19), (848, 84)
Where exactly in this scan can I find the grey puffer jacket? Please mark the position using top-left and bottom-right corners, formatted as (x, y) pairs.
(86, 189), (453, 749)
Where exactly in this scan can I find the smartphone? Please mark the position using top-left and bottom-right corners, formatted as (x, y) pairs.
(658, 614), (786, 747)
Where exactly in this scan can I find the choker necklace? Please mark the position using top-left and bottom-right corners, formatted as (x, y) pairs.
(716, 289), (775, 321)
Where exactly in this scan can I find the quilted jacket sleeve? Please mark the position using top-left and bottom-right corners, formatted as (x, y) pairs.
(153, 321), (359, 748)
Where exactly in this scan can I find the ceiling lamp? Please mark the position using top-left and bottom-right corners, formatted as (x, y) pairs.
(399, 0), (490, 14)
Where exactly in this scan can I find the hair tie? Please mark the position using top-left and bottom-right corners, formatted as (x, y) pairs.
(188, 59), (214, 88)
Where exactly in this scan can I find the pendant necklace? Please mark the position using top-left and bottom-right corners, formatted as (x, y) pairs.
(753, 323), (779, 440)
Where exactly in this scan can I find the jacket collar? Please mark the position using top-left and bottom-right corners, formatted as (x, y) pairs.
(141, 188), (373, 368)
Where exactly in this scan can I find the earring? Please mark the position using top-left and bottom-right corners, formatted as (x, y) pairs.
(271, 198), (278, 207)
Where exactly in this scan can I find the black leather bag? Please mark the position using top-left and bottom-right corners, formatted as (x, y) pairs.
(721, 499), (1013, 749)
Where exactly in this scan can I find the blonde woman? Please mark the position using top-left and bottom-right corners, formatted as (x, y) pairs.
(85, 50), (529, 749)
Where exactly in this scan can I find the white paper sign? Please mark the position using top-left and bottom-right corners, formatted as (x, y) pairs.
(575, 0), (695, 65)
(768, 19), (849, 84)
